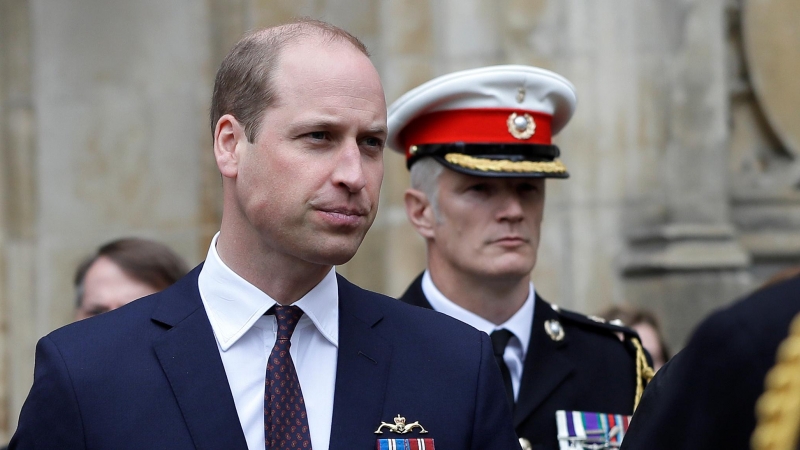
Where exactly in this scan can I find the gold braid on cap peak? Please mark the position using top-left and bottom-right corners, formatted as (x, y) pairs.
(444, 153), (568, 174)
(631, 337), (655, 412)
(752, 313), (800, 450)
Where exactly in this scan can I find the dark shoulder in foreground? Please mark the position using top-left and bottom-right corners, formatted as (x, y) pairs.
(701, 274), (800, 338)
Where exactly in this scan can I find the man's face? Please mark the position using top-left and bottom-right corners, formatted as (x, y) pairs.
(75, 256), (158, 320)
(429, 169), (545, 281)
(231, 39), (387, 266)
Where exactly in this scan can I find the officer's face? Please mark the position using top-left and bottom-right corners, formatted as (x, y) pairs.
(429, 169), (545, 280)
(225, 39), (387, 266)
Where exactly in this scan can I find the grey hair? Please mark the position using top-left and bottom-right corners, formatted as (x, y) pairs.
(409, 157), (445, 220)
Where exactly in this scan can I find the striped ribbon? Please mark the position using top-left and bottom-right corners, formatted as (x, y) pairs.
(376, 438), (436, 450)
(556, 410), (631, 449)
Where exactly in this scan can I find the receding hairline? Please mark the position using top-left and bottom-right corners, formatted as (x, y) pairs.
(210, 18), (372, 141)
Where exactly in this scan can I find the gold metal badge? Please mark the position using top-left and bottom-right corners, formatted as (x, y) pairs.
(507, 112), (536, 140)
(374, 415), (429, 435)
(545, 319), (565, 342)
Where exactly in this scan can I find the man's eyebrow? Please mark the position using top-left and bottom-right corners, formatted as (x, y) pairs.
(364, 125), (388, 136)
(292, 118), (341, 129)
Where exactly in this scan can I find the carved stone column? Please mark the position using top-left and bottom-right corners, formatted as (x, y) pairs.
(620, 0), (752, 351)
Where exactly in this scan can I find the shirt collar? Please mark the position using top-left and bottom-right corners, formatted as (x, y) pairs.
(421, 270), (534, 356)
(198, 232), (339, 351)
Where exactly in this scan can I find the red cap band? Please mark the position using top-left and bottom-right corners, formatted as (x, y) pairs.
(398, 108), (553, 159)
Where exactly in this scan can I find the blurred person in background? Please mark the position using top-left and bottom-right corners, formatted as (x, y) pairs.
(600, 305), (671, 372)
(73, 237), (189, 321)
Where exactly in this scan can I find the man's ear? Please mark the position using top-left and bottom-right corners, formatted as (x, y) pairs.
(213, 114), (247, 179)
(404, 188), (437, 239)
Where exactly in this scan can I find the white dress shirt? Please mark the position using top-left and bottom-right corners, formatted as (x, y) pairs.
(198, 233), (338, 450)
(421, 270), (534, 400)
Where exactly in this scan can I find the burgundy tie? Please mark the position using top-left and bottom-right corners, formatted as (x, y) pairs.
(265, 305), (312, 450)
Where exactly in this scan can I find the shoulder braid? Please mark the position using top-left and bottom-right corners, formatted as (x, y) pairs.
(752, 312), (800, 450)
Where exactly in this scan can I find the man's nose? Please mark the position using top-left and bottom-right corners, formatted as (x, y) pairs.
(332, 140), (367, 192)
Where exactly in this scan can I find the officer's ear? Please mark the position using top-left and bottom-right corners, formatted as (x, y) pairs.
(404, 188), (436, 239)
(214, 114), (248, 179)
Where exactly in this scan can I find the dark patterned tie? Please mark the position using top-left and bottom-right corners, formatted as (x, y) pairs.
(490, 329), (515, 408)
(265, 305), (312, 450)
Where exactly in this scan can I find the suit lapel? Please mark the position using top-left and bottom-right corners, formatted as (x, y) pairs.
(151, 266), (248, 450)
(329, 275), (392, 450)
(513, 296), (574, 427)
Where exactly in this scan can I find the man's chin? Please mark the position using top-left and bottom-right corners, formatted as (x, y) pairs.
(303, 238), (365, 266)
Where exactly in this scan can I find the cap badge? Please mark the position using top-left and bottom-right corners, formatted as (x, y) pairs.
(516, 87), (526, 103)
(507, 112), (536, 140)
(375, 414), (429, 435)
(545, 319), (565, 341)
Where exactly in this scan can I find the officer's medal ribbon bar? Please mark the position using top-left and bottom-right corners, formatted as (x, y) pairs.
(555, 410), (631, 449)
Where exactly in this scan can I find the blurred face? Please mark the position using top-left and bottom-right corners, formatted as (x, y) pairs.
(75, 256), (158, 320)
(429, 169), (545, 281)
(230, 39), (387, 266)
(633, 322), (666, 372)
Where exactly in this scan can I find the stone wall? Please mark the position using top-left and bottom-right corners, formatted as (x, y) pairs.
(0, 0), (798, 441)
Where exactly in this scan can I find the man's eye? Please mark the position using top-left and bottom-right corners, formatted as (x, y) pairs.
(362, 137), (384, 149)
(307, 131), (327, 140)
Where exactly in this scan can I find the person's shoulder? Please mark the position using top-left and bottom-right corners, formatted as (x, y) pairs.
(539, 297), (648, 374)
(544, 298), (639, 340)
(689, 275), (800, 357)
(712, 275), (800, 327)
(48, 290), (163, 344)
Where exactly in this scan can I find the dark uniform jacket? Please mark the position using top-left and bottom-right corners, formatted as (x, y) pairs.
(621, 275), (800, 450)
(400, 273), (646, 450)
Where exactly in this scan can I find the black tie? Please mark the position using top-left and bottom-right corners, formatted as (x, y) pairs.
(490, 329), (515, 408)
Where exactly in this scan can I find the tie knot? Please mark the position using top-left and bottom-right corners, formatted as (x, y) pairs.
(269, 305), (304, 341)
(490, 329), (514, 357)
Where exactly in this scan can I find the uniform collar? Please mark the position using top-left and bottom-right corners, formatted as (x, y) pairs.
(198, 232), (339, 351)
(421, 270), (534, 357)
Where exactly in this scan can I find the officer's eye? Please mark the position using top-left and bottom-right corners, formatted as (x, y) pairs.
(468, 183), (489, 192)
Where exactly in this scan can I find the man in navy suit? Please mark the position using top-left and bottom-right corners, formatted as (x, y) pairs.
(10, 19), (519, 450)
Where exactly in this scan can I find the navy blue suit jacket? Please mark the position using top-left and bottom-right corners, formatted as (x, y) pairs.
(11, 265), (519, 449)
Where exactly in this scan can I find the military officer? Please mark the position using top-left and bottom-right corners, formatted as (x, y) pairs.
(387, 65), (653, 450)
